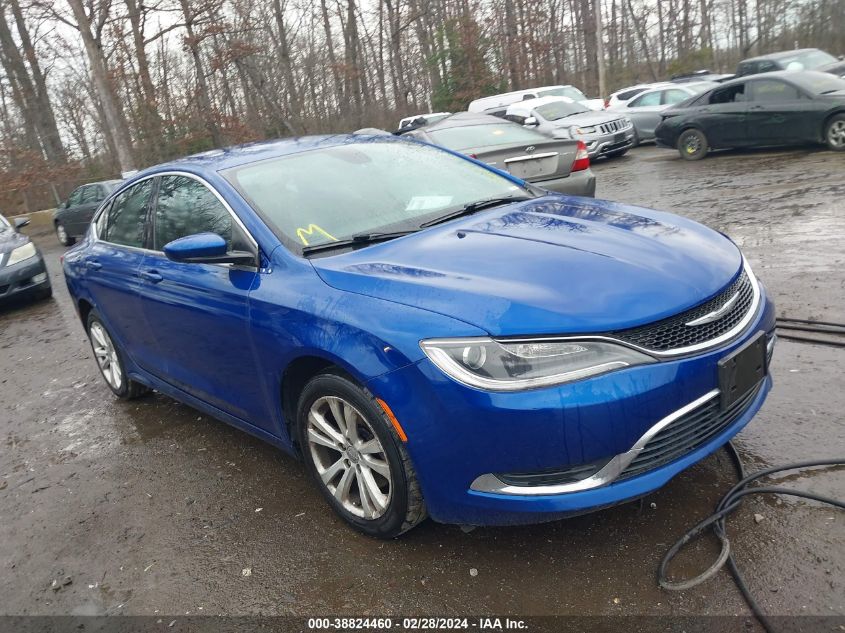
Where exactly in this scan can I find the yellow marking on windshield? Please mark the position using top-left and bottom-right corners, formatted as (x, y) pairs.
(297, 224), (338, 245)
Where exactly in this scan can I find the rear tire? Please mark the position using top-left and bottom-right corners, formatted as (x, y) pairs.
(824, 114), (845, 151)
(678, 128), (709, 160)
(55, 223), (75, 247)
(297, 372), (426, 538)
(86, 311), (149, 399)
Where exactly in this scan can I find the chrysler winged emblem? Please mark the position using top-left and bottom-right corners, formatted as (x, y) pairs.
(685, 292), (740, 327)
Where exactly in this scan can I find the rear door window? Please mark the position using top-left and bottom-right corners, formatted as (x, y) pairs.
(152, 175), (234, 250)
(662, 89), (690, 105)
(104, 179), (155, 248)
(630, 91), (662, 107)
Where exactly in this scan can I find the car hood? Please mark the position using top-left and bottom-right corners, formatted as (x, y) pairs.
(550, 111), (625, 128)
(310, 196), (743, 336)
(0, 227), (28, 255)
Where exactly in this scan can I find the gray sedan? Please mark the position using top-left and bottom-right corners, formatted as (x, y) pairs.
(608, 82), (716, 144)
(505, 96), (635, 159)
(403, 112), (596, 197)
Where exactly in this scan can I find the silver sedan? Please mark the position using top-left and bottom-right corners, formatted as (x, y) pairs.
(608, 82), (717, 144)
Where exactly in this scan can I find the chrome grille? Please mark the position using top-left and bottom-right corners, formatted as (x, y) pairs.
(598, 119), (628, 134)
(610, 271), (755, 352)
(618, 382), (762, 481)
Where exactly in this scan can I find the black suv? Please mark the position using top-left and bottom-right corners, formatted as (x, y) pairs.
(54, 180), (122, 245)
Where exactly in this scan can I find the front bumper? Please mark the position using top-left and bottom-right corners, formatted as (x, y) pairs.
(0, 254), (50, 303)
(532, 167), (597, 197)
(582, 129), (636, 158)
(367, 285), (776, 526)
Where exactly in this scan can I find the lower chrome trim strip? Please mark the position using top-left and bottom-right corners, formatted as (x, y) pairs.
(469, 389), (721, 496)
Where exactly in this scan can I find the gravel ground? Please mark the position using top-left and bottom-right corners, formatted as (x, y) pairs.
(1, 144), (843, 628)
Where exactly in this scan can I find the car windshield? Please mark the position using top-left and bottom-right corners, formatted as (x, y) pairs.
(223, 141), (524, 254)
(429, 124), (546, 150)
(535, 100), (590, 120)
(780, 50), (837, 70)
(537, 87), (587, 101)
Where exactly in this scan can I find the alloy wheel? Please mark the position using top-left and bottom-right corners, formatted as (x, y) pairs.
(684, 135), (701, 155)
(306, 395), (392, 520)
(89, 322), (123, 391)
(56, 224), (68, 244)
(828, 120), (845, 149)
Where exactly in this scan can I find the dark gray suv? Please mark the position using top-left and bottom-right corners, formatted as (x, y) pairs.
(54, 180), (122, 245)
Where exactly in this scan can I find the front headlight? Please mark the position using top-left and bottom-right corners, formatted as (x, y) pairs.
(575, 126), (596, 135)
(5, 242), (37, 266)
(420, 337), (656, 391)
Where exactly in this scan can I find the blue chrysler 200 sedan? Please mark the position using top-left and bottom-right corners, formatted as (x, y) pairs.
(63, 136), (775, 537)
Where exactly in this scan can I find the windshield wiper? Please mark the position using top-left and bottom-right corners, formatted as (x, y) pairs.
(301, 230), (418, 255)
(419, 195), (533, 229)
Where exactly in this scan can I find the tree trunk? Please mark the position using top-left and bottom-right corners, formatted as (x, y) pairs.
(124, 0), (162, 161)
(65, 0), (136, 172)
(178, 0), (223, 148)
(9, 0), (65, 161)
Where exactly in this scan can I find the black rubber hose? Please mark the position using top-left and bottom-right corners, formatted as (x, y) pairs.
(775, 323), (845, 334)
(775, 333), (845, 348)
(776, 317), (845, 329)
(658, 442), (845, 633)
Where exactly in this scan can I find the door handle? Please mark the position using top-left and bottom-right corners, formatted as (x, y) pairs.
(139, 270), (163, 283)
(87, 261), (102, 270)
(749, 105), (763, 110)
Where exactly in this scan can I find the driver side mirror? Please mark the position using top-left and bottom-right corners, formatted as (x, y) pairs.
(523, 116), (538, 127)
(163, 232), (257, 267)
(14, 216), (30, 230)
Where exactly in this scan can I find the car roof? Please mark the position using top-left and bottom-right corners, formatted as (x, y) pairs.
(422, 112), (510, 131)
(128, 135), (398, 180)
(741, 48), (822, 63)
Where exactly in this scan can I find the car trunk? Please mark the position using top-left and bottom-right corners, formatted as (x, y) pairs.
(470, 140), (577, 182)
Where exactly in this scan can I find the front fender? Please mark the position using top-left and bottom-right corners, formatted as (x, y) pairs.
(247, 251), (486, 441)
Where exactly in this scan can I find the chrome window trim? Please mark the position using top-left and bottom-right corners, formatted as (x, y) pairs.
(496, 258), (761, 358)
(92, 170), (260, 260)
(469, 389), (721, 496)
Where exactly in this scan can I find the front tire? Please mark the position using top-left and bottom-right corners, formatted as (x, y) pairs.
(824, 114), (845, 151)
(86, 311), (149, 399)
(678, 128), (709, 160)
(297, 372), (426, 538)
(55, 222), (75, 246)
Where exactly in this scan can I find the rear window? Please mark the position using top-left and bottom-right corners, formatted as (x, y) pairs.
(790, 73), (845, 95)
(429, 124), (546, 150)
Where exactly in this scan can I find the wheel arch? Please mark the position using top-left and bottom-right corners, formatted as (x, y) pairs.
(78, 298), (94, 328)
(280, 353), (367, 452)
(821, 109), (845, 142)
